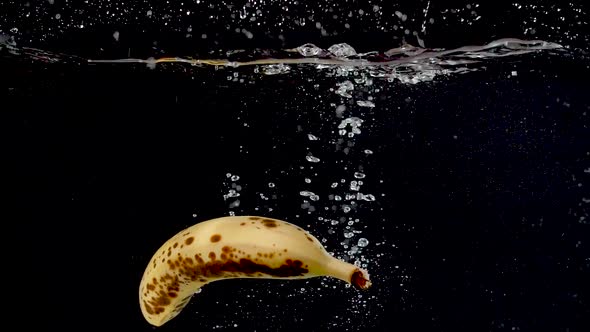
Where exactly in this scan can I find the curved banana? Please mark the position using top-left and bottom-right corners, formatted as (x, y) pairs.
(139, 216), (371, 326)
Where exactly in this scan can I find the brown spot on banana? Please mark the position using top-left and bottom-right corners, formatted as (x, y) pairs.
(261, 218), (278, 227)
(139, 215), (371, 327)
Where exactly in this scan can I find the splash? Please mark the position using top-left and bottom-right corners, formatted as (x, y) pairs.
(1, 36), (564, 83)
(84, 38), (562, 66)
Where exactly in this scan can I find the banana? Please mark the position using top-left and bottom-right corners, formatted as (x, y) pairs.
(139, 215), (372, 326)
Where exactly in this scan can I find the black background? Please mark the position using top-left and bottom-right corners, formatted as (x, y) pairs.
(3, 0), (590, 331)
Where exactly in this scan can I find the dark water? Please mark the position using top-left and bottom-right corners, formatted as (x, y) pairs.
(3, 1), (589, 331)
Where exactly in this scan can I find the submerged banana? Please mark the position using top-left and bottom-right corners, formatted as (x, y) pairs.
(139, 215), (372, 326)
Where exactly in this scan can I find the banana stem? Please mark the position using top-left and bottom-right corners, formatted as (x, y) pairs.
(323, 257), (372, 290)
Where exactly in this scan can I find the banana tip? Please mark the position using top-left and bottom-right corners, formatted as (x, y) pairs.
(351, 269), (372, 290)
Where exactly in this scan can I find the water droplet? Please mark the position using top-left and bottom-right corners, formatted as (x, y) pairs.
(268, 182), (275, 188)
(231, 175), (240, 181)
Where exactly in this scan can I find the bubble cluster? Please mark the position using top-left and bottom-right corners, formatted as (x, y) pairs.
(223, 173), (243, 214)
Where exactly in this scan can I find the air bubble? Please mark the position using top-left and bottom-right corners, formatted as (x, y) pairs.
(300, 191), (319, 201)
(306, 155), (321, 163)
(357, 238), (369, 247)
(328, 43), (357, 57)
(357, 100), (375, 108)
(335, 81), (354, 98)
(297, 43), (323, 57)
(262, 64), (290, 75)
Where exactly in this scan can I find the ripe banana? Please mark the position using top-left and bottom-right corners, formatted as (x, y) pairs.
(139, 215), (372, 326)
